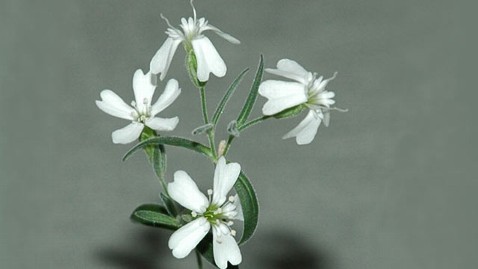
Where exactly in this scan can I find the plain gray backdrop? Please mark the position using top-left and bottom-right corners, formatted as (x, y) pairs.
(1, 0), (477, 268)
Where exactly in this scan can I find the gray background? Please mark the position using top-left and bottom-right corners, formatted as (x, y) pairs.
(1, 0), (477, 268)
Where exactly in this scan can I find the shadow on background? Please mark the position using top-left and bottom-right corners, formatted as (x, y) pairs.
(94, 228), (334, 269)
(94, 228), (169, 269)
(252, 230), (334, 269)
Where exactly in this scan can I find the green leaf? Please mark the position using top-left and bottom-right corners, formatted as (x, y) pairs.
(211, 68), (250, 125)
(235, 172), (259, 245)
(236, 55), (264, 126)
(227, 120), (240, 137)
(130, 204), (180, 230)
(192, 123), (214, 135)
(123, 136), (214, 161)
(160, 192), (177, 217)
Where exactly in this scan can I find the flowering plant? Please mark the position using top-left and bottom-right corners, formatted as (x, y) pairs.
(96, 1), (345, 268)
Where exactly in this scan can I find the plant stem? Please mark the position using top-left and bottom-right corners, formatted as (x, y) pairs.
(238, 115), (271, 131)
(199, 86), (218, 160)
(223, 115), (271, 156)
(195, 250), (203, 269)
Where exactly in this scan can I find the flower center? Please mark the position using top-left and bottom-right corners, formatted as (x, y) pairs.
(131, 98), (152, 123)
(191, 190), (238, 239)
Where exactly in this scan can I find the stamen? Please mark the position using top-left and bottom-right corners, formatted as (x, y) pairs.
(131, 100), (136, 107)
(231, 230), (237, 237)
(191, 211), (197, 217)
(207, 189), (213, 195)
(160, 13), (174, 29)
(190, 0), (197, 21)
(227, 221), (234, 226)
(228, 195), (235, 202)
(328, 71), (338, 81)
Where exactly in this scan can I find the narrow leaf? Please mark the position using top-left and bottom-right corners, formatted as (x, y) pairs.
(227, 120), (240, 137)
(160, 192), (177, 217)
(236, 55), (264, 126)
(123, 136), (214, 161)
(192, 123), (214, 135)
(130, 204), (180, 230)
(212, 68), (250, 125)
(235, 172), (259, 245)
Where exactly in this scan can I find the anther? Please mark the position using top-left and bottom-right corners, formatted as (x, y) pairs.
(228, 195), (235, 202)
(207, 189), (213, 195)
(191, 211), (197, 217)
(231, 230), (236, 237)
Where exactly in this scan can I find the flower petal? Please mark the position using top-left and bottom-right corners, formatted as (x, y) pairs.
(168, 171), (209, 213)
(151, 79), (181, 116)
(96, 90), (135, 120)
(132, 69), (156, 112)
(283, 110), (322, 145)
(145, 117), (178, 131)
(213, 231), (242, 269)
(232, 194), (244, 221)
(266, 59), (310, 84)
(259, 80), (308, 115)
(150, 37), (182, 80)
(111, 122), (144, 144)
(203, 24), (240, 44)
(212, 157), (241, 206)
(168, 217), (210, 259)
(192, 37), (226, 82)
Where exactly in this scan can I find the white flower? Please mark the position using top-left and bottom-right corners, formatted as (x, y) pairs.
(150, 0), (240, 82)
(167, 157), (243, 269)
(259, 59), (344, 145)
(96, 69), (181, 144)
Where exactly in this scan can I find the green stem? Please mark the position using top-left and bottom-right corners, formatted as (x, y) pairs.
(199, 86), (218, 159)
(195, 250), (203, 269)
(223, 115), (271, 156)
(238, 115), (271, 131)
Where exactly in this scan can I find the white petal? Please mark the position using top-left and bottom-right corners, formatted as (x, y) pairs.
(111, 122), (144, 144)
(258, 80), (306, 99)
(265, 59), (310, 84)
(169, 217), (210, 259)
(150, 37), (182, 80)
(283, 110), (322, 145)
(232, 194), (244, 221)
(145, 117), (179, 131)
(96, 90), (135, 120)
(213, 231), (242, 269)
(212, 157), (241, 206)
(259, 80), (308, 115)
(203, 24), (240, 44)
(168, 171), (209, 213)
(192, 37), (226, 82)
(132, 69), (156, 112)
(258, 80), (308, 115)
(151, 79), (181, 116)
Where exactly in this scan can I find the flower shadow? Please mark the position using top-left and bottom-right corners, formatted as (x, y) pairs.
(250, 230), (335, 269)
(94, 227), (169, 269)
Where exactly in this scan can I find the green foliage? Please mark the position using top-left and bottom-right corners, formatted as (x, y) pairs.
(212, 68), (250, 125)
(130, 204), (180, 230)
(236, 55), (264, 126)
(235, 172), (259, 245)
(123, 136), (214, 161)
